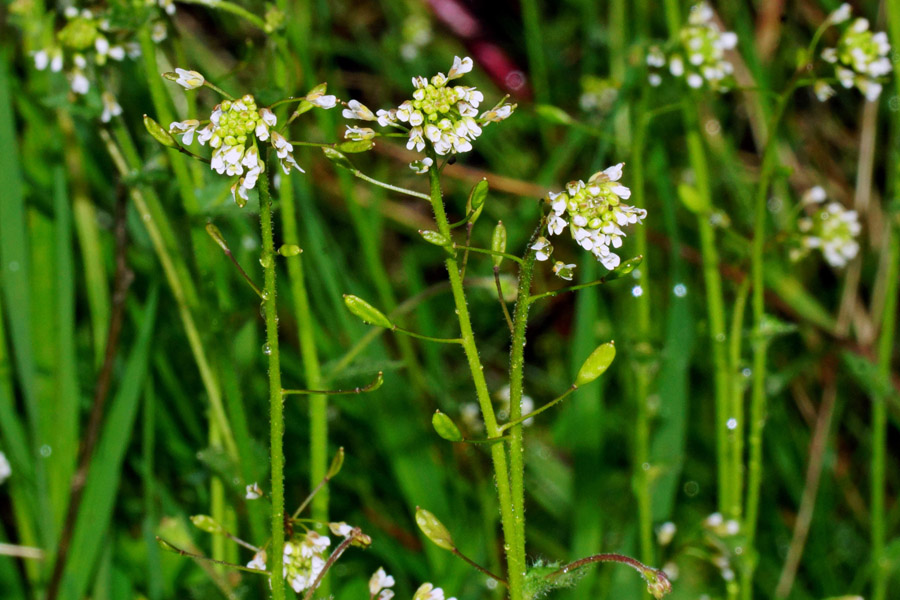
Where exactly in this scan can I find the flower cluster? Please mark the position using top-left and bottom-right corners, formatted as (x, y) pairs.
(540, 163), (646, 273)
(821, 7), (892, 101)
(646, 2), (737, 90)
(413, 583), (456, 600)
(342, 56), (516, 171)
(166, 75), (336, 205)
(793, 186), (861, 268)
(281, 531), (331, 594)
(31, 6), (140, 107)
(369, 567), (396, 600)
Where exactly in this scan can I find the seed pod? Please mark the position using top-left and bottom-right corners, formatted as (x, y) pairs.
(491, 221), (507, 268)
(278, 244), (303, 257)
(143, 115), (178, 148)
(327, 447), (345, 479)
(343, 295), (392, 329)
(322, 147), (354, 171)
(205, 223), (229, 252)
(190, 514), (223, 534)
(338, 139), (375, 153)
(603, 255), (642, 280)
(432, 410), (463, 442)
(415, 507), (456, 551)
(575, 341), (616, 386)
(419, 230), (450, 247)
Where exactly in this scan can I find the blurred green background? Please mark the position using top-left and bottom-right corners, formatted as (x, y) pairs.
(1, 0), (898, 598)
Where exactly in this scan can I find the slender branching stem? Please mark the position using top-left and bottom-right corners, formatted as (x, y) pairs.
(452, 548), (509, 586)
(499, 386), (576, 433)
(494, 267), (515, 335)
(426, 149), (525, 600)
(453, 245), (524, 265)
(352, 169), (431, 200)
(282, 372), (383, 396)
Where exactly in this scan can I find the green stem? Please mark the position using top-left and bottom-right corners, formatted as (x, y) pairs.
(873, 5), (900, 597)
(743, 80), (797, 600)
(175, 0), (269, 31)
(499, 386), (576, 433)
(727, 278), (750, 522)
(508, 236), (538, 577)
(352, 169), (431, 201)
(427, 151), (525, 600)
(454, 245), (524, 265)
(258, 163), (286, 600)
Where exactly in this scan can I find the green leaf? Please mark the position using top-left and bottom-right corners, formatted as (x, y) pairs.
(432, 410), (463, 442)
(575, 341), (616, 386)
(415, 507), (456, 551)
(342, 294), (393, 329)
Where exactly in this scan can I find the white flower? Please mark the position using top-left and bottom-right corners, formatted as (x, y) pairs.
(159, 0), (176, 15)
(169, 119), (200, 144)
(151, 22), (168, 44)
(342, 99), (376, 120)
(174, 68), (205, 90)
(70, 71), (90, 95)
(245, 482), (263, 499)
(100, 91), (122, 123)
(657, 522), (677, 546)
(802, 186), (827, 205)
(829, 3), (852, 25)
(448, 55), (473, 79)
(247, 550), (266, 570)
(814, 80), (836, 102)
(552, 261), (576, 281)
(704, 512), (724, 528)
(369, 567), (396, 596)
(531, 237), (553, 262)
(0, 451), (10, 484)
(328, 522), (354, 538)
(345, 125), (375, 141)
(822, 16), (892, 99)
(410, 157), (433, 174)
(669, 56), (684, 76)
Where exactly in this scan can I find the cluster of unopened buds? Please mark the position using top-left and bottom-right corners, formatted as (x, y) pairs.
(792, 186), (861, 268)
(165, 69), (336, 205)
(341, 56), (516, 172)
(536, 163), (646, 278)
(646, 2), (737, 90)
(818, 4), (892, 101)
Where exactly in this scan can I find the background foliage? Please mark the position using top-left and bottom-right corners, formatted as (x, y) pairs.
(0, 0), (898, 598)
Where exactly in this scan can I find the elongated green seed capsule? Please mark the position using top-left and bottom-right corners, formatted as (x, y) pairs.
(419, 230), (450, 247)
(190, 514), (223, 534)
(575, 341), (616, 386)
(143, 115), (178, 148)
(415, 507), (456, 551)
(432, 410), (463, 442)
(492, 221), (507, 268)
(327, 447), (345, 479)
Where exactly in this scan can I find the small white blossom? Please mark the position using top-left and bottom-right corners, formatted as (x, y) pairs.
(369, 567), (396, 596)
(70, 71), (90, 95)
(531, 237), (553, 262)
(552, 261), (576, 281)
(409, 157), (433, 174)
(814, 80), (836, 102)
(796, 191), (861, 268)
(342, 99), (377, 121)
(657, 522), (677, 546)
(328, 522), (354, 538)
(100, 91), (122, 123)
(829, 3), (852, 25)
(151, 22), (168, 43)
(413, 583), (457, 600)
(174, 68), (205, 90)
(345, 125), (375, 141)
(169, 119), (200, 144)
(245, 482), (263, 499)
(247, 550), (266, 571)
(821, 12), (892, 100)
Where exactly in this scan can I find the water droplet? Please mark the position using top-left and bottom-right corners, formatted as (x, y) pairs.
(673, 283), (687, 297)
(505, 70), (526, 91)
(262, 343), (272, 356)
(734, 546), (743, 555)
(705, 119), (721, 135)
(742, 367), (752, 377)
(684, 480), (700, 497)
(8, 261), (19, 272)
(39, 445), (52, 457)
(631, 285), (643, 297)
(631, 268), (642, 279)
(715, 333), (726, 342)
(726, 418), (738, 430)
(767, 197), (783, 213)
(259, 254), (274, 268)
(142, 213), (151, 222)
(889, 96), (900, 111)
(642, 462), (651, 471)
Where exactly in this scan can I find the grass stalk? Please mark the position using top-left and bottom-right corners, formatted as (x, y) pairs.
(427, 152), (525, 600)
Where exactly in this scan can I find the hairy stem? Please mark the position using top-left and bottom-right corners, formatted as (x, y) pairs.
(427, 152), (525, 600)
(258, 164), (286, 600)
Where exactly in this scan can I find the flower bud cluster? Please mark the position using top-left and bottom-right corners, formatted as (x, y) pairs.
(543, 163), (646, 271)
(646, 2), (737, 90)
(793, 187), (861, 268)
(821, 12), (892, 101)
(281, 531), (331, 594)
(341, 56), (516, 172)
